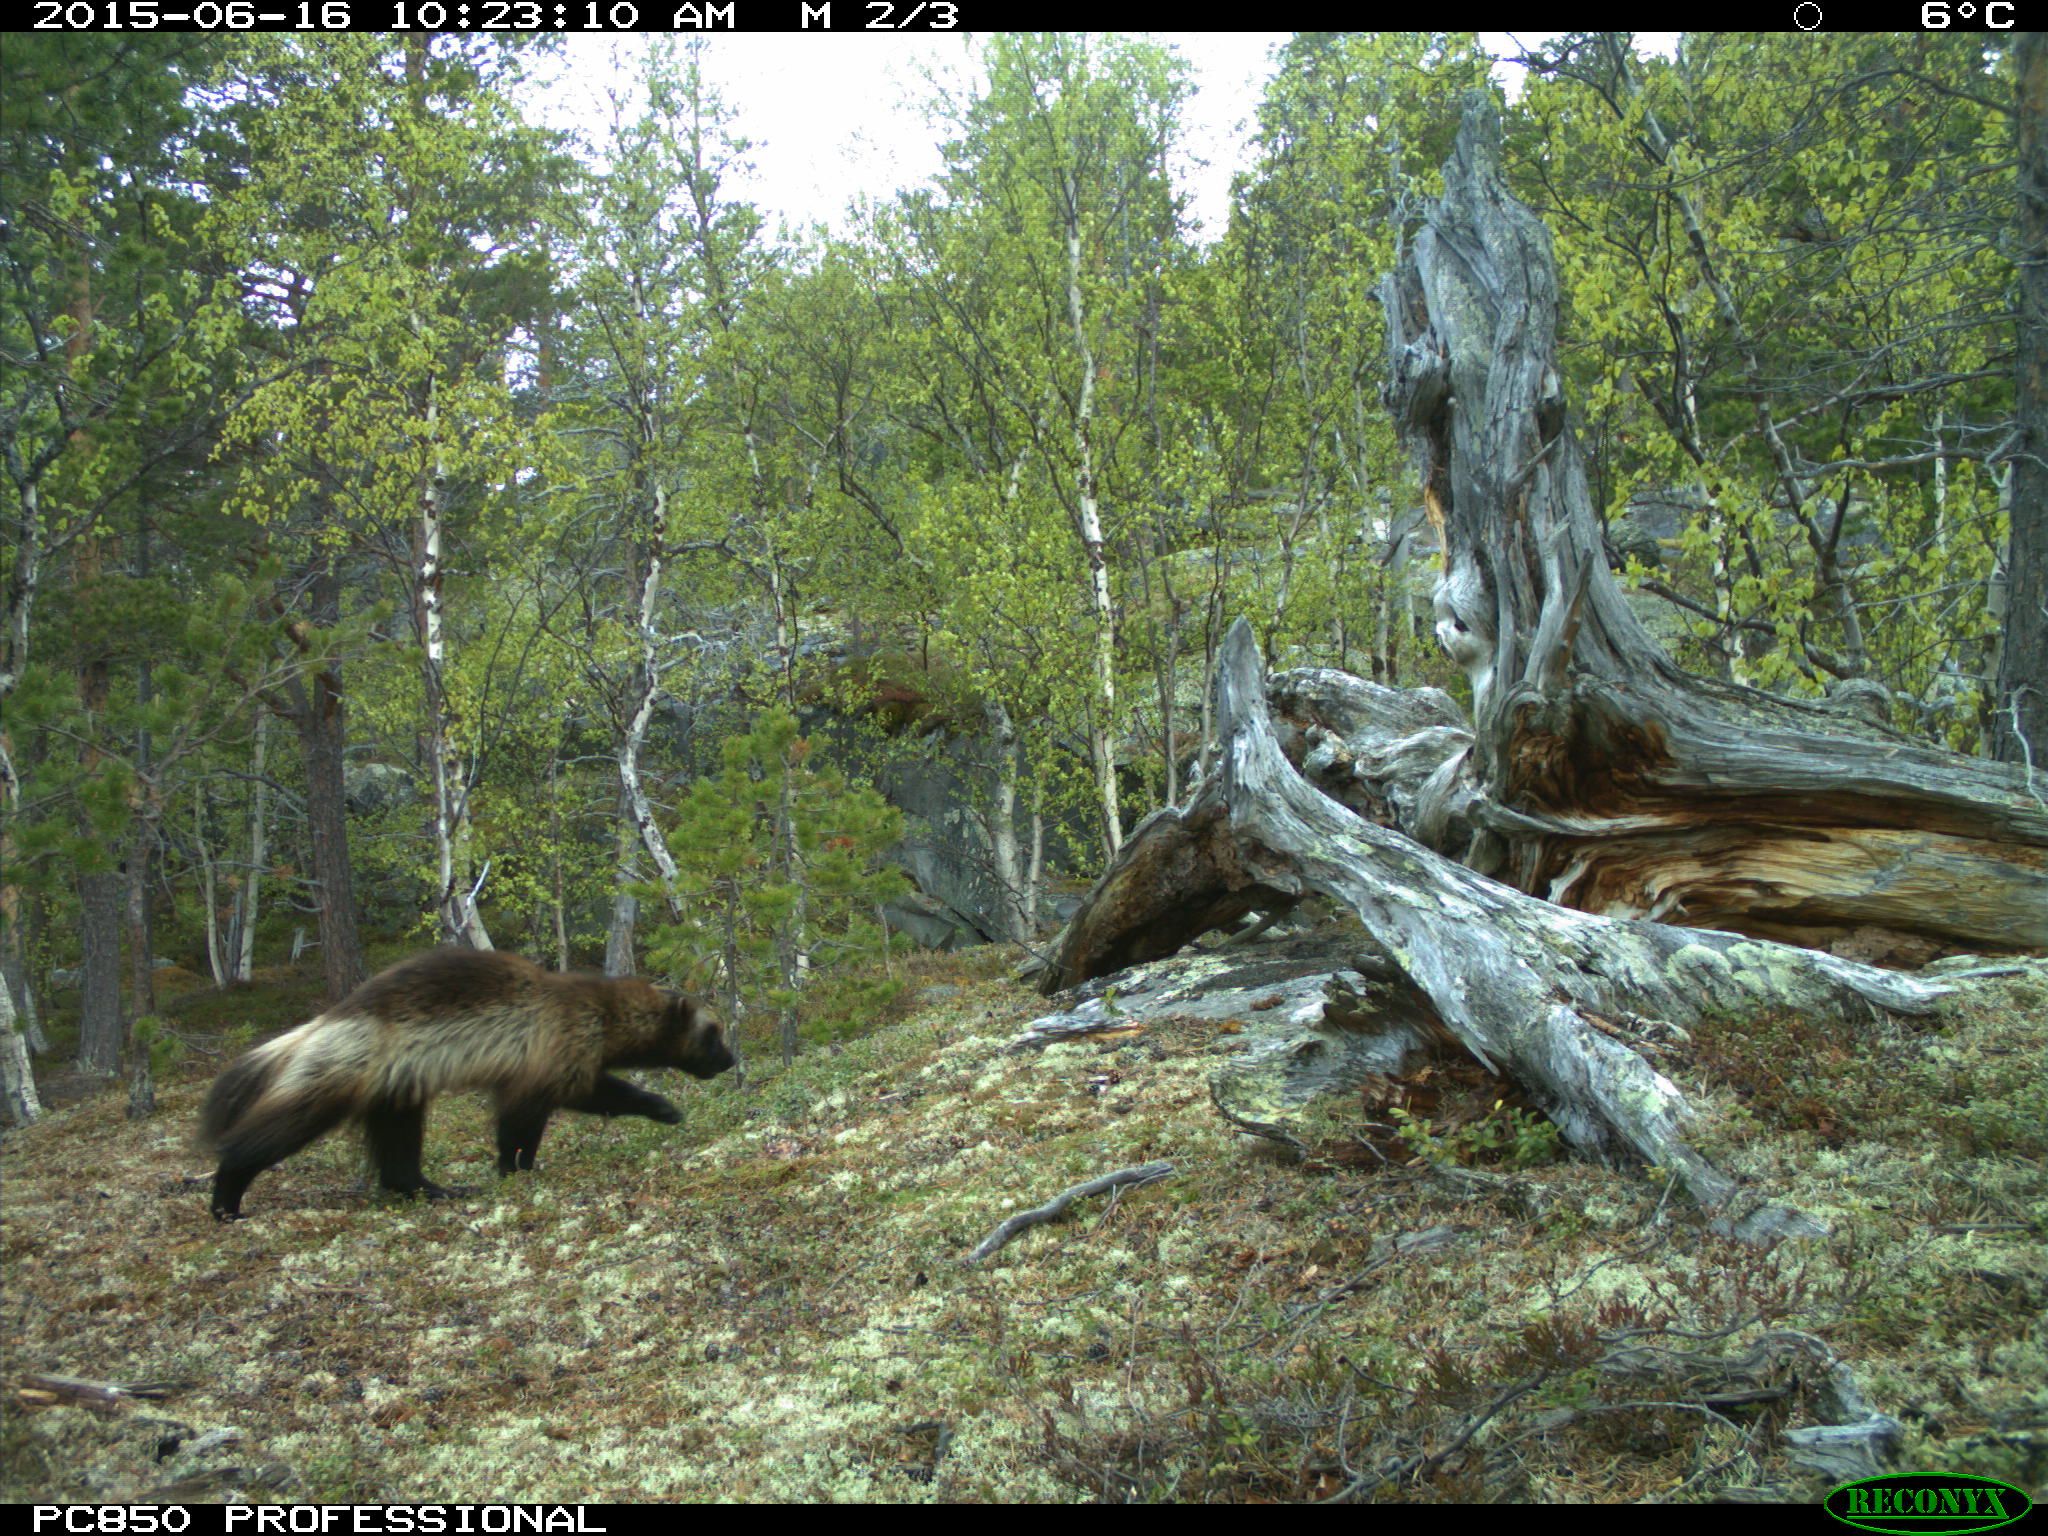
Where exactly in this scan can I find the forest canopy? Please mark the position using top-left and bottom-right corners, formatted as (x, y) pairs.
(1, 32), (2039, 1113)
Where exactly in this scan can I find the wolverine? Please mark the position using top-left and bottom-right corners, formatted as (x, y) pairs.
(198, 948), (735, 1220)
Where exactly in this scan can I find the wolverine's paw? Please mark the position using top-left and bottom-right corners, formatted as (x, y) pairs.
(381, 1181), (469, 1203)
(211, 1208), (245, 1223)
(649, 1099), (683, 1125)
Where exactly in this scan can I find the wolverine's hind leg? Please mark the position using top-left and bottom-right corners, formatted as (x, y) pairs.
(211, 1097), (352, 1221)
(495, 1096), (554, 1176)
(363, 1102), (462, 1201)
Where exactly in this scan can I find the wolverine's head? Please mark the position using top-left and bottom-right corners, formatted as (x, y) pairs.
(663, 993), (737, 1081)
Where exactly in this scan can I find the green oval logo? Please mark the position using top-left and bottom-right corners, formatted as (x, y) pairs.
(1826, 1473), (2034, 1535)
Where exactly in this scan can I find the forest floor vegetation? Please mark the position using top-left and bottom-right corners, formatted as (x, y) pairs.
(2, 938), (2043, 1503)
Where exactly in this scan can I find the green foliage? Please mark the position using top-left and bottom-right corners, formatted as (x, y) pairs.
(1390, 1100), (1563, 1170)
(1514, 34), (2011, 726)
(128, 1015), (185, 1079)
(1, 33), (2030, 1039)
(651, 708), (907, 1061)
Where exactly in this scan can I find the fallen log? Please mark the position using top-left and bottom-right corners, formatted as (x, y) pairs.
(1043, 618), (1951, 1232)
(20, 1372), (187, 1406)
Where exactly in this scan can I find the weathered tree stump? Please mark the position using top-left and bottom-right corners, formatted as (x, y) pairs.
(1043, 618), (1964, 1228)
(1372, 94), (2047, 953)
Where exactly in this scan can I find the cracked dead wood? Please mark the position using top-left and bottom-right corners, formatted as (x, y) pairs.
(1044, 617), (1950, 1228)
(964, 1161), (1175, 1267)
(1370, 95), (2048, 956)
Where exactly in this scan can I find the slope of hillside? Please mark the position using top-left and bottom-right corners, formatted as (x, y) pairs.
(3, 944), (2043, 1503)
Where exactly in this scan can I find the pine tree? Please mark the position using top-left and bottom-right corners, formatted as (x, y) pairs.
(653, 709), (905, 1070)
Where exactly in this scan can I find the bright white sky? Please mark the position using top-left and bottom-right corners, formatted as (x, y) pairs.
(529, 33), (1679, 243)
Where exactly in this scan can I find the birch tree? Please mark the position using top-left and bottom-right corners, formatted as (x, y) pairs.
(542, 39), (770, 972)
(904, 34), (1191, 859)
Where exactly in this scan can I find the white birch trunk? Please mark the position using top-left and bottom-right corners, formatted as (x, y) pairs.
(197, 788), (226, 988)
(618, 485), (687, 919)
(416, 376), (491, 950)
(983, 698), (1029, 943)
(1064, 178), (1122, 857)
(1025, 777), (1046, 932)
(0, 974), (40, 1126)
(1, 477), (41, 1054)
(1684, 377), (1749, 687)
(1932, 408), (1948, 554)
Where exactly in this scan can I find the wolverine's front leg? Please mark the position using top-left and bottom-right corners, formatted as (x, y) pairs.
(573, 1073), (683, 1125)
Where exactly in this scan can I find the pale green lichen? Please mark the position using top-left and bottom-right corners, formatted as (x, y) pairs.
(5, 956), (2043, 1503)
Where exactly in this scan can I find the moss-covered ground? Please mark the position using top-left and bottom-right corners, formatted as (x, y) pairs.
(3, 946), (2043, 1503)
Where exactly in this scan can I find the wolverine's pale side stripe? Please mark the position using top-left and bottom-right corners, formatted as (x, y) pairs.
(198, 948), (735, 1220)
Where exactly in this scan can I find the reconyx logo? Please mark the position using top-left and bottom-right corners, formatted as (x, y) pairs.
(1826, 1474), (2034, 1534)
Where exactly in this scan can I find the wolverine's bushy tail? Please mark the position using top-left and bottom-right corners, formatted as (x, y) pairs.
(196, 1050), (283, 1152)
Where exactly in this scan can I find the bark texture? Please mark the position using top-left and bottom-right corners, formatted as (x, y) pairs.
(1995, 29), (2048, 775)
(1038, 96), (2045, 1225)
(283, 563), (367, 1003)
(75, 869), (124, 1075)
(0, 969), (41, 1125)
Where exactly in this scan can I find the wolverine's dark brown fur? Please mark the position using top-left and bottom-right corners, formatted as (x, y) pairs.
(198, 948), (734, 1220)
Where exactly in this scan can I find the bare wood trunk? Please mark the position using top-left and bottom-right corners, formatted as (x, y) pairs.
(1038, 96), (2044, 1234)
(1041, 620), (1957, 1230)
